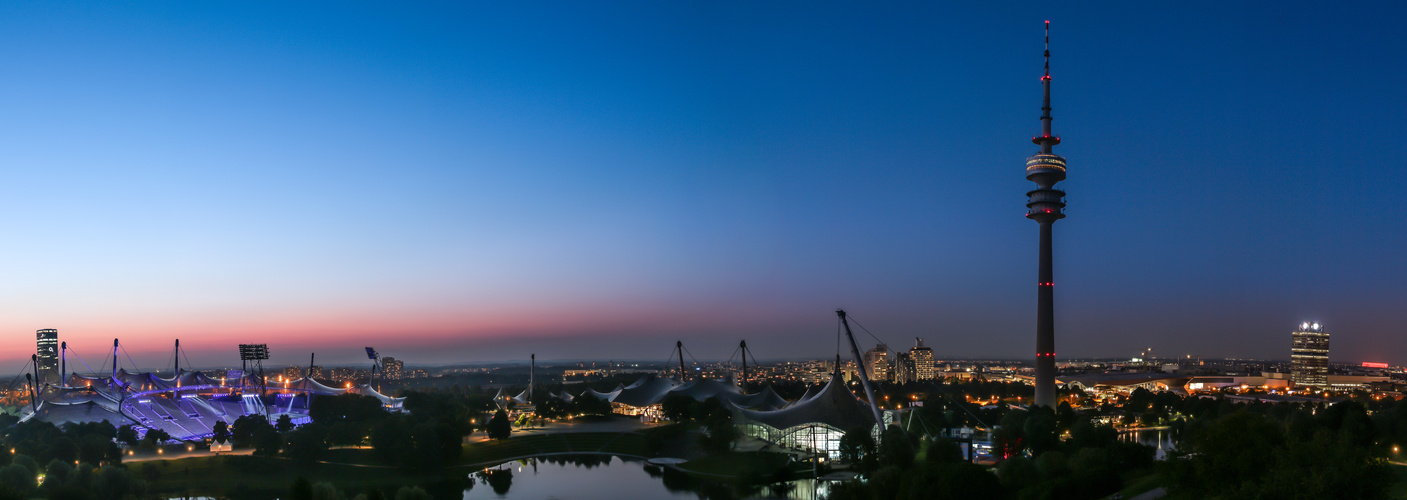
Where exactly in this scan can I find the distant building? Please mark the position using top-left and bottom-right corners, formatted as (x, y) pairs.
(893, 352), (916, 384)
(910, 338), (935, 380)
(308, 365), (324, 380)
(281, 366), (302, 381)
(382, 357), (404, 380)
(36, 329), (58, 385)
(1291, 322), (1329, 388)
(863, 345), (890, 383)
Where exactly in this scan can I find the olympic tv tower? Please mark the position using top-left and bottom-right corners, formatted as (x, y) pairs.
(1025, 21), (1067, 408)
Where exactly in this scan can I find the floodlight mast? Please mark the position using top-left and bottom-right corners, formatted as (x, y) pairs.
(238, 343), (271, 414)
(837, 310), (885, 427)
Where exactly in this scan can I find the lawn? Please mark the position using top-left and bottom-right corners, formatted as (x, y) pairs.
(675, 451), (802, 478)
(127, 455), (434, 500)
(128, 430), (653, 498)
(1110, 470), (1162, 499)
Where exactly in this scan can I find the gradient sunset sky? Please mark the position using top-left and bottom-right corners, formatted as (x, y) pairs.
(2, 2), (1404, 370)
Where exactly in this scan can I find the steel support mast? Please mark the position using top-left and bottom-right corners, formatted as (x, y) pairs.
(837, 310), (885, 427)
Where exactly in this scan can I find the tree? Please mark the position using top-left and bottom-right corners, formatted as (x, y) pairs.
(141, 429), (172, 449)
(276, 414), (296, 433)
(116, 425), (140, 447)
(290, 477), (313, 500)
(79, 434), (119, 465)
(285, 424), (330, 466)
(253, 426), (283, 457)
(231, 415), (271, 448)
(212, 421), (231, 444)
(878, 426), (915, 469)
(839, 426), (877, 471)
(487, 410), (511, 440)
(394, 486), (431, 500)
(41, 459), (73, 495)
(93, 465), (142, 500)
(660, 394), (695, 422)
(572, 393), (611, 417)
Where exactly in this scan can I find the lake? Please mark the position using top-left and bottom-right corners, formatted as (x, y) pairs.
(463, 455), (836, 500)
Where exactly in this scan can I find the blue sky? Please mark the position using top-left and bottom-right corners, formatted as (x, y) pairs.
(0, 2), (1403, 369)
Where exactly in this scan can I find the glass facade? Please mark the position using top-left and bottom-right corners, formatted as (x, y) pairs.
(1290, 323), (1329, 388)
(36, 329), (59, 385)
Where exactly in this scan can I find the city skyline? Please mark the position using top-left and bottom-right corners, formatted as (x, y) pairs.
(3, 3), (1405, 368)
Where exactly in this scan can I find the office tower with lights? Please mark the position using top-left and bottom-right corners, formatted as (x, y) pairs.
(910, 338), (935, 380)
(36, 329), (59, 385)
(383, 357), (404, 380)
(893, 352), (916, 384)
(863, 345), (890, 383)
(1025, 21), (1067, 408)
(1291, 322), (1329, 388)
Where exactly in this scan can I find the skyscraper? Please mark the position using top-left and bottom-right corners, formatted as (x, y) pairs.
(863, 344), (890, 383)
(36, 329), (59, 385)
(894, 352), (916, 384)
(1025, 21), (1067, 408)
(1291, 322), (1329, 388)
(910, 338), (935, 381)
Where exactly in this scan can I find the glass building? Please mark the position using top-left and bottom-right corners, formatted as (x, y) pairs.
(1290, 322), (1329, 388)
(36, 329), (59, 385)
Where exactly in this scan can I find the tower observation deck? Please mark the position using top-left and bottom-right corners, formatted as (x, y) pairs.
(1026, 21), (1066, 408)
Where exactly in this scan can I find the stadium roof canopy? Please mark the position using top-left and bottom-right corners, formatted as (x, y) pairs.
(734, 371), (876, 432)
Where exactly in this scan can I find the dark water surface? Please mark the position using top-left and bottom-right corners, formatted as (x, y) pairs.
(462, 455), (832, 500)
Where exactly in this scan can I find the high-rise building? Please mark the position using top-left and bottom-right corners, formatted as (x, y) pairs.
(382, 357), (404, 380)
(863, 345), (890, 383)
(910, 338), (935, 380)
(893, 352), (916, 384)
(1291, 322), (1329, 388)
(308, 365), (324, 380)
(36, 329), (59, 385)
(1025, 21), (1068, 408)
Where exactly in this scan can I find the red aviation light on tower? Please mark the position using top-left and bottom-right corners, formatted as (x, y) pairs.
(1363, 362), (1390, 369)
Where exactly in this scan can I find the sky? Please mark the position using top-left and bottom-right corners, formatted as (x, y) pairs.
(1, 2), (1404, 371)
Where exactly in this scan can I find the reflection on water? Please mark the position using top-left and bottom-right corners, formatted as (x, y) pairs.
(1121, 429), (1178, 460)
(463, 455), (839, 500)
(465, 455), (695, 500)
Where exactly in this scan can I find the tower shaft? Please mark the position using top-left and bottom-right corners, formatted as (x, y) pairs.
(1034, 222), (1056, 407)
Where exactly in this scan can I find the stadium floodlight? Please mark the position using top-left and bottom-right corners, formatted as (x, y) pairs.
(365, 347), (378, 360)
(238, 344), (270, 361)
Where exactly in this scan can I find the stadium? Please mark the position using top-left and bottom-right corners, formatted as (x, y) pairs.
(15, 339), (403, 443)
